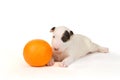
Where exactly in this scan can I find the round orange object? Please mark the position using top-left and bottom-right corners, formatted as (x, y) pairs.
(23, 39), (52, 67)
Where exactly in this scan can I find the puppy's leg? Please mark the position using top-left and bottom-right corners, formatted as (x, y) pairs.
(90, 43), (109, 53)
(59, 56), (75, 67)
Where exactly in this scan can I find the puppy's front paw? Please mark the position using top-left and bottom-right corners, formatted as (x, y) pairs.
(103, 48), (109, 53)
(46, 59), (55, 66)
(59, 62), (68, 67)
(99, 47), (109, 53)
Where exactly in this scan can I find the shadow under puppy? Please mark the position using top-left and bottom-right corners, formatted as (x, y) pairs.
(47, 26), (109, 67)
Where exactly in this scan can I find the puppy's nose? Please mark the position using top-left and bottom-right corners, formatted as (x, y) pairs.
(54, 48), (59, 51)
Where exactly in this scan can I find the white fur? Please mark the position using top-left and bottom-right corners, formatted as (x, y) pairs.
(47, 26), (109, 67)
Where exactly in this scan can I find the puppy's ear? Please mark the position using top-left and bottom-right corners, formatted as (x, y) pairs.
(50, 27), (56, 32)
(70, 30), (74, 36)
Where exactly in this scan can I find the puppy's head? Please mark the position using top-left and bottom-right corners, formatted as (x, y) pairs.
(50, 26), (73, 52)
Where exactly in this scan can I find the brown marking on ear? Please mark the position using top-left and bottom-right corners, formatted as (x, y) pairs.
(50, 27), (56, 32)
(70, 30), (74, 36)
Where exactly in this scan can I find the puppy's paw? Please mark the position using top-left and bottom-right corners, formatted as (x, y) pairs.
(59, 62), (68, 67)
(46, 59), (55, 66)
(99, 47), (109, 53)
(103, 48), (109, 53)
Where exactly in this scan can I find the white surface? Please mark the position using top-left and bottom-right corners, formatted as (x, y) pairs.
(0, 0), (120, 80)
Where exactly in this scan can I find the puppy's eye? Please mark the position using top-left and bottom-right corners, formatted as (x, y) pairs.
(53, 36), (55, 38)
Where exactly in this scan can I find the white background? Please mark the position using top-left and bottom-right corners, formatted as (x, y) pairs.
(0, 0), (120, 80)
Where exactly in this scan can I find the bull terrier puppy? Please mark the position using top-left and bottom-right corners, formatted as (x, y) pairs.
(47, 26), (109, 67)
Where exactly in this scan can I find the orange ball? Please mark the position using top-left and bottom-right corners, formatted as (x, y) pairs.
(23, 39), (52, 67)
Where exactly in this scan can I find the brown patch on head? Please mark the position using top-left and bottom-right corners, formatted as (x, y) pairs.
(61, 30), (74, 42)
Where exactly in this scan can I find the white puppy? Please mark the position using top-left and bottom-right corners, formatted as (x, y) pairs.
(47, 26), (109, 67)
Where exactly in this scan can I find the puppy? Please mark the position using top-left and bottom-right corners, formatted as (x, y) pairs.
(47, 26), (109, 67)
